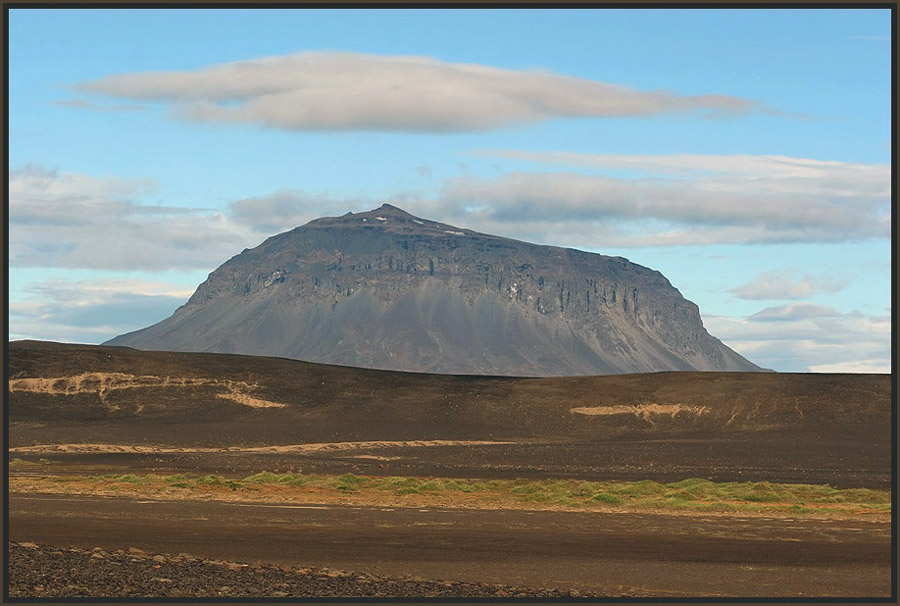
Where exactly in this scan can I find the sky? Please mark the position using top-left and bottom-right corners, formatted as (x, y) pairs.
(7, 7), (893, 373)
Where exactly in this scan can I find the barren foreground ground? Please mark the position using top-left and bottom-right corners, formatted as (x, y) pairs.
(6, 341), (894, 599)
(8, 539), (578, 599)
(8, 491), (891, 598)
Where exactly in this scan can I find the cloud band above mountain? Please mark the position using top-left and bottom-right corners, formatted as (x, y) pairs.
(9, 149), (889, 271)
(8, 166), (250, 270)
(440, 151), (890, 247)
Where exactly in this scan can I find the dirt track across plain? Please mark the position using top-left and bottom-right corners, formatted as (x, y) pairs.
(8, 492), (892, 598)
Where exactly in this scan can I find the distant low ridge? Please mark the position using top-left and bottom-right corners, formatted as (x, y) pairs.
(106, 204), (760, 376)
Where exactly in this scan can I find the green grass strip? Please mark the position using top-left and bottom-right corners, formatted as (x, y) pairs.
(31, 471), (891, 514)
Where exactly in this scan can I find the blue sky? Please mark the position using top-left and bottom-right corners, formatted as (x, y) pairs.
(8, 7), (892, 372)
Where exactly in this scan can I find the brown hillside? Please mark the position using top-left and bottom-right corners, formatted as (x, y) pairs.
(7, 341), (891, 488)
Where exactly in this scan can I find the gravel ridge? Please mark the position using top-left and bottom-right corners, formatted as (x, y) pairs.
(8, 541), (603, 598)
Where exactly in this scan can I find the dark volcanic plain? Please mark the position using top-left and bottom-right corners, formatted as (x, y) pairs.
(6, 340), (894, 598)
(9, 340), (889, 487)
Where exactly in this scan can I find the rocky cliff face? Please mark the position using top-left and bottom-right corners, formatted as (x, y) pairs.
(106, 204), (760, 376)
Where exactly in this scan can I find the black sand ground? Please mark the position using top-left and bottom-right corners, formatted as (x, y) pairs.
(6, 341), (894, 599)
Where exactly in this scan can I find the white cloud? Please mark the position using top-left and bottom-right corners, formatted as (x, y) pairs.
(9, 166), (254, 270)
(24, 278), (196, 301)
(477, 151), (890, 196)
(9, 278), (194, 344)
(731, 271), (851, 300)
(808, 360), (892, 373)
(747, 303), (844, 322)
(433, 152), (889, 247)
(704, 304), (891, 373)
(9, 165), (158, 224)
(229, 190), (369, 235)
(76, 51), (762, 133)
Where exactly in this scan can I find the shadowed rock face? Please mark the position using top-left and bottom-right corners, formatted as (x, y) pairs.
(106, 204), (759, 376)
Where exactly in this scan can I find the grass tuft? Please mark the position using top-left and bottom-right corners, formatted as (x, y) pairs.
(393, 487), (420, 495)
(591, 493), (623, 505)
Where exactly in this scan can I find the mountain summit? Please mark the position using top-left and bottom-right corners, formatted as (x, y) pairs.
(106, 205), (760, 376)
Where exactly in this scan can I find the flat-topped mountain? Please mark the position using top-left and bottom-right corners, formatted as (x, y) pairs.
(106, 204), (760, 376)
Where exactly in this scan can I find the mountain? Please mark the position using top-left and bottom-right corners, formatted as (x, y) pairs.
(105, 204), (760, 376)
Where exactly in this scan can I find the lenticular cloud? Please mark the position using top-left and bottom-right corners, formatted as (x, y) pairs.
(77, 51), (759, 132)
